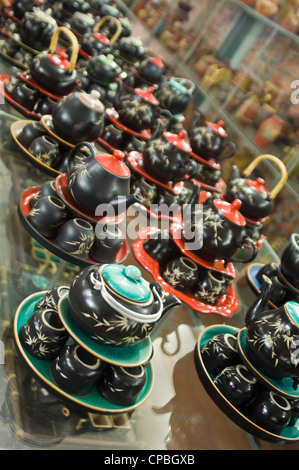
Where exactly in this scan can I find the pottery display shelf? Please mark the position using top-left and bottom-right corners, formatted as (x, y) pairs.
(17, 185), (129, 268)
(132, 226), (238, 317)
(13, 290), (154, 415)
(194, 324), (299, 444)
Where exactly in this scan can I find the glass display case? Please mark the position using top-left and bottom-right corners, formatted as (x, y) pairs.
(0, 0), (298, 451)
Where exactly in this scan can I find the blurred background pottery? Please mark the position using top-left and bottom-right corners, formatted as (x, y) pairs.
(155, 77), (195, 115)
(137, 55), (165, 84)
(20, 8), (58, 52)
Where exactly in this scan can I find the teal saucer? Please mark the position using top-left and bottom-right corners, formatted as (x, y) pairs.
(58, 293), (153, 367)
(237, 328), (299, 399)
(13, 292), (154, 414)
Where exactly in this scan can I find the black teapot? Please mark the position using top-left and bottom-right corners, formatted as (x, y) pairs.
(30, 27), (79, 96)
(80, 16), (122, 57)
(113, 81), (159, 132)
(68, 12), (96, 36)
(20, 7), (58, 52)
(86, 54), (122, 87)
(117, 36), (147, 63)
(245, 276), (299, 390)
(52, 89), (105, 144)
(142, 124), (195, 184)
(189, 114), (236, 161)
(137, 55), (165, 84)
(225, 154), (288, 221)
(189, 198), (258, 265)
(155, 77), (195, 115)
(66, 142), (141, 216)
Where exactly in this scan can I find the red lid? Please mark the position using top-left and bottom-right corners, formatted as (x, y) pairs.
(245, 177), (269, 194)
(48, 49), (70, 69)
(135, 87), (159, 105)
(163, 129), (191, 153)
(206, 120), (227, 138)
(213, 199), (246, 226)
(93, 32), (110, 44)
(96, 150), (130, 178)
(150, 56), (164, 68)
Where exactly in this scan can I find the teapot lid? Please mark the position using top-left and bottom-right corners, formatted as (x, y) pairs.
(149, 56), (164, 68)
(97, 150), (130, 177)
(48, 49), (70, 70)
(101, 264), (152, 303)
(135, 87), (159, 106)
(213, 199), (246, 226)
(163, 129), (191, 152)
(93, 32), (110, 44)
(206, 120), (227, 138)
(96, 54), (119, 69)
(78, 90), (105, 112)
(245, 177), (269, 194)
(285, 301), (299, 325)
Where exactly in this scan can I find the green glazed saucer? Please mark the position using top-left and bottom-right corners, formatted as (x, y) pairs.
(237, 328), (299, 399)
(13, 292), (154, 414)
(194, 324), (299, 444)
(58, 293), (153, 367)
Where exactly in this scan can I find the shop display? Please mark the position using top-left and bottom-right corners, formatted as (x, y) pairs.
(0, 0), (298, 450)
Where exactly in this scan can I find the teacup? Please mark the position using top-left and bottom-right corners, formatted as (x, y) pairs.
(162, 256), (198, 293)
(27, 195), (68, 238)
(132, 177), (157, 209)
(29, 135), (60, 168)
(29, 180), (60, 208)
(200, 333), (240, 375)
(214, 364), (258, 407)
(50, 343), (103, 396)
(245, 391), (292, 433)
(12, 83), (39, 111)
(18, 121), (47, 148)
(143, 229), (181, 266)
(90, 224), (123, 263)
(19, 307), (69, 360)
(54, 218), (95, 259)
(35, 285), (70, 312)
(192, 269), (233, 305)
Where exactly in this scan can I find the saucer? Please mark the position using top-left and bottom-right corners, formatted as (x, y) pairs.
(246, 263), (277, 308)
(13, 291), (154, 414)
(106, 108), (152, 140)
(132, 227), (239, 317)
(18, 186), (129, 268)
(41, 115), (75, 148)
(0, 74), (41, 120)
(55, 173), (125, 226)
(17, 71), (64, 102)
(194, 324), (299, 444)
(237, 328), (299, 399)
(170, 224), (235, 278)
(58, 293), (153, 367)
(10, 119), (61, 177)
(190, 150), (220, 170)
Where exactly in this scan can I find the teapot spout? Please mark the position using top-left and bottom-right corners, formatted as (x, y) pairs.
(189, 111), (201, 134)
(245, 275), (272, 326)
(113, 80), (123, 110)
(229, 164), (240, 182)
(109, 193), (143, 216)
(150, 281), (181, 316)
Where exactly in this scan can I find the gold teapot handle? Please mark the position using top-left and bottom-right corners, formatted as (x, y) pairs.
(93, 16), (122, 46)
(49, 26), (79, 73)
(242, 154), (288, 200)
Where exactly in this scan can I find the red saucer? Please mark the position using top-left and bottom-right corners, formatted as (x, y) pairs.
(0, 74), (41, 120)
(169, 224), (236, 278)
(105, 108), (152, 140)
(55, 173), (125, 226)
(132, 227), (238, 317)
(17, 71), (66, 101)
(190, 150), (220, 170)
(19, 186), (129, 267)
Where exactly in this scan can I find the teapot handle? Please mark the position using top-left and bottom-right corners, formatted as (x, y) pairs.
(68, 141), (97, 162)
(49, 26), (79, 72)
(169, 77), (195, 95)
(242, 154), (288, 200)
(217, 141), (236, 161)
(93, 15), (122, 45)
(225, 237), (258, 266)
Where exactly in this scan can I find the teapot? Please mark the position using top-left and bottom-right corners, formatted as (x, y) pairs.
(80, 16), (122, 57)
(245, 276), (299, 390)
(155, 77), (195, 115)
(117, 36), (147, 63)
(52, 89), (105, 144)
(68, 263), (181, 346)
(189, 198), (258, 265)
(66, 142), (142, 216)
(20, 8), (58, 52)
(68, 12), (96, 36)
(137, 56), (165, 84)
(142, 123), (196, 183)
(189, 113), (236, 161)
(30, 27), (79, 96)
(113, 81), (159, 132)
(225, 154), (288, 220)
(86, 54), (122, 87)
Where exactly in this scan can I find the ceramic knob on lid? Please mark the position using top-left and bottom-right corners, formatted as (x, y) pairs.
(96, 149), (130, 178)
(135, 86), (159, 106)
(206, 120), (228, 138)
(163, 129), (191, 154)
(213, 198), (246, 226)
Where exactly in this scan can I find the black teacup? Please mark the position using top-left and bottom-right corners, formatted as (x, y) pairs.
(143, 229), (181, 266)
(245, 391), (292, 434)
(29, 135), (60, 168)
(192, 269), (233, 305)
(12, 83), (39, 111)
(50, 344), (103, 396)
(18, 121), (47, 148)
(162, 256), (199, 293)
(200, 333), (240, 375)
(35, 285), (70, 312)
(96, 364), (147, 406)
(29, 180), (60, 208)
(132, 177), (157, 209)
(214, 364), (258, 407)
(54, 218), (95, 259)
(90, 224), (124, 263)
(27, 195), (68, 239)
(33, 96), (57, 115)
(19, 307), (69, 360)
(100, 124), (126, 148)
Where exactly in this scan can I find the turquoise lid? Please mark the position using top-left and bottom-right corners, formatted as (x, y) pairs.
(102, 264), (151, 303)
(286, 301), (299, 325)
